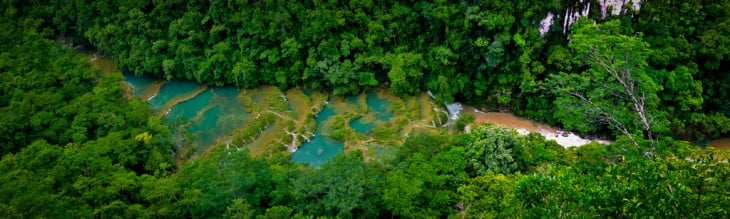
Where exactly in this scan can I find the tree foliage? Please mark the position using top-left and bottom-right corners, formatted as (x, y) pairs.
(0, 17), (174, 217)
(5, 0), (727, 139)
(291, 152), (382, 218)
(465, 125), (520, 175)
(2, 1), (730, 218)
(548, 19), (662, 155)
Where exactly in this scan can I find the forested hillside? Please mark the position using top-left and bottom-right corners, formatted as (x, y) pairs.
(2, 0), (730, 218)
(5, 0), (730, 140)
(0, 16), (175, 216)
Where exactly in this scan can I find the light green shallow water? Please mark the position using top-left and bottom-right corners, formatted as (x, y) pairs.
(368, 144), (397, 162)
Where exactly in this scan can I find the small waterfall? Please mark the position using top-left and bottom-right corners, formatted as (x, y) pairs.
(445, 102), (463, 120)
(427, 90), (463, 121)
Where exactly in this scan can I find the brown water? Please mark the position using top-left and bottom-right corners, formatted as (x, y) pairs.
(461, 106), (610, 148)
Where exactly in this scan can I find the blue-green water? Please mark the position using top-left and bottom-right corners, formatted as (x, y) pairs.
(209, 87), (248, 121)
(315, 102), (337, 126)
(126, 74), (250, 153)
(350, 118), (377, 134)
(290, 134), (345, 167)
(291, 102), (345, 167)
(350, 91), (394, 135)
(171, 86), (249, 152)
(123, 72), (155, 95)
(206, 87), (250, 144)
(148, 80), (201, 110)
(187, 106), (222, 149)
(366, 91), (393, 121)
(292, 92), (398, 166)
(126, 73), (398, 165)
(167, 89), (214, 121)
(212, 86), (240, 102)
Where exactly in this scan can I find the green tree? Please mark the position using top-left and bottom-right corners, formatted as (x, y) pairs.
(174, 147), (275, 218)
(384, 52), (426, 96)
(291, 152), (382, 218)
(465, 125), (520, 175)
(549, 19), (661, 156)
(456, 173), (520, 218)
(382, 169), (424, 217)
(258, 206), (293, 219)
(454, 114), (475, 133)
(225, 198), (255, 219)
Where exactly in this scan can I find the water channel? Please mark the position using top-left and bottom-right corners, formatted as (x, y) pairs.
(84, 51), (729, 168)
(123, 73), (730, 167)
(122, 72), (617, 165)
(124, 73), (410, 166)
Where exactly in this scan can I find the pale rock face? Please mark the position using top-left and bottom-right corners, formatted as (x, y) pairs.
(539, 12), (555, 37)
(562, 0), (592, 34)
(539, 0), (642, 36)
(600, 0), (642, 18)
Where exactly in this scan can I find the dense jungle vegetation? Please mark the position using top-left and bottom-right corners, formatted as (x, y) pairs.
(1, 0), (730, 218)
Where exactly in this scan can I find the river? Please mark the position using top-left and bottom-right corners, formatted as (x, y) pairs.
(83, 52), (672, 167)
(460, 106), (611, 147)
